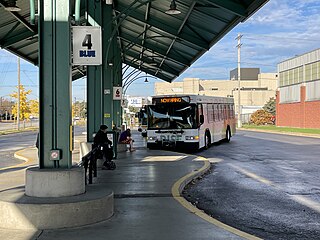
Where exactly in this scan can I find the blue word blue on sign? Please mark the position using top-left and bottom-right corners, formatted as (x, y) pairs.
(79, 50), (96, 57)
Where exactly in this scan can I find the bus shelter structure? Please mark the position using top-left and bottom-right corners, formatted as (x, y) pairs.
(0, 0), (268, 196)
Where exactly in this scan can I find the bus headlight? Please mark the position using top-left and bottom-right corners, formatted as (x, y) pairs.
(148, 136), (157, 141)
(185, 136), (199, 140)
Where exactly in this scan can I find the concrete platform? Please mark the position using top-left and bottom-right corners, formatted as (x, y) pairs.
(0, 131), (258, 240)
(0, 184), (113, 230)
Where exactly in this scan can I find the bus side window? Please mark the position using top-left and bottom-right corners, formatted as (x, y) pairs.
(212, 104), (215, 122)
(207, 103), (213, 123)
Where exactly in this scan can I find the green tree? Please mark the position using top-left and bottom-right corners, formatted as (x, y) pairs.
(10, 85), (32, 120)
(263, 97), (276, 116)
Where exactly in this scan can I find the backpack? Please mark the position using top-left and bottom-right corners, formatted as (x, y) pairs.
(103, 160), (116, 170)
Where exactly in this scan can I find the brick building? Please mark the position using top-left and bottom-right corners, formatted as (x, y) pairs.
(277, 48), (320, 128)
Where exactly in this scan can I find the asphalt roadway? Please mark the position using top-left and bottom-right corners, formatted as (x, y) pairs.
(183, 130), (320, 240)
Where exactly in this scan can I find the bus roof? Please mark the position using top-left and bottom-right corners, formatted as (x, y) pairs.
(152, 95), (234, 104)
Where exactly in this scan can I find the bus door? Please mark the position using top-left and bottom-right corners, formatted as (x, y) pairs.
(197, 103), (205, 147)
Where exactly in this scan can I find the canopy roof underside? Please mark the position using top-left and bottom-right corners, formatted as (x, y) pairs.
(0, 0), (268, 82)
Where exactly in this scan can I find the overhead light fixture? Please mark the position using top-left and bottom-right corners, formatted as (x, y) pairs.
(165, 0), (181, 15)
(105, 0), (113, 5)
(4, 0), (21, 11)
(144, 77), (149, 83)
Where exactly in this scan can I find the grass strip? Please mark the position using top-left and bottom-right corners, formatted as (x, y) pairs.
(241, 125), (320, 135)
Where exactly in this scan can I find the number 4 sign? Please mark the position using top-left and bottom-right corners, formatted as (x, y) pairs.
(72, 26), (102, 65)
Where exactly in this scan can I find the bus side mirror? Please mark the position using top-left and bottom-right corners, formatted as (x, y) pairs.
(199, 115), (204, 125)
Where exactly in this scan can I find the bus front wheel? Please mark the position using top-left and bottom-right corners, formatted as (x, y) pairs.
(205, 132), (211, 149)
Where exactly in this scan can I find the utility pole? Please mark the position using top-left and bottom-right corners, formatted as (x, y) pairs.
(17, 57), (21, 130)
(236, 33), (242, 128)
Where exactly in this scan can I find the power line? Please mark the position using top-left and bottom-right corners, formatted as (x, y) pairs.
(243, 35), (320, 42)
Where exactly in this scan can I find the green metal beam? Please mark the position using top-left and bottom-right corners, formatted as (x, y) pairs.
(87, 0), (103, 142)
(5, 46), (37, 65)
(0, 31), (37, 48)
(2, 22), (20, 40)
(125, 48), (179, 76)
(120, 32), (190, 66)
(116, 3), (210, 50)
(156, 1), (196, 76)
(0, 0), (37, 32)
(196, 0), (247, 17)
(102, 4), (114, 129)
(124, 59), (173, 83)
(38, 0), (72, 168)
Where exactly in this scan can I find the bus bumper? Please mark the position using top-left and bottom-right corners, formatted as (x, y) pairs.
(147, 141), (199, 151)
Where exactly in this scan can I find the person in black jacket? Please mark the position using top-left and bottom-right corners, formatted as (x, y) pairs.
(93, 125), (114, 169)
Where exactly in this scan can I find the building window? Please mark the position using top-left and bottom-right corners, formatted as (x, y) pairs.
(306, 80), (320, 101)
(293, 68), (299, 84)
(298, 66), (303, 83)
(305, 64), (312, 82)
(279, 85), (301, 103)
(311, 62), (318, 81)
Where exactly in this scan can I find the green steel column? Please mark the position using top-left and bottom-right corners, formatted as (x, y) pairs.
(87, 0), (102, 142)
(102, 4), (113, 129)
(39, 0), (72, 168)
(113, 43), (122, 128)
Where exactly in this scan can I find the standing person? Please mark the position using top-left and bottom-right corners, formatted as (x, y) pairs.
(93, 125), (115, 170)
(119, 128), (135, 152)
(35, 132), (39, 158)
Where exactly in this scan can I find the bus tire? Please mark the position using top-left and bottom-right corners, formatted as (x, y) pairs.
(205, 132), (211, 149)
(225, 128), (231, 142)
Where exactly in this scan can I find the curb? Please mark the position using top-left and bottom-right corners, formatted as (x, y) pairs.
(171, 157), (262, 240)
(0, 148), (35, 171)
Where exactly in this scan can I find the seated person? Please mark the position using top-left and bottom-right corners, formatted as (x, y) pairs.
(93, 125), (114, 169)
(119, 128), (135, 152)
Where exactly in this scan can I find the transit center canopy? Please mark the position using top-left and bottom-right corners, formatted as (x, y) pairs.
(0, 0), (268, 82)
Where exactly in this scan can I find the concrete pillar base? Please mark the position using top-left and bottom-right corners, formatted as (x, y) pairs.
(25, 166), (85, 197)
(0, 185), (113, 230)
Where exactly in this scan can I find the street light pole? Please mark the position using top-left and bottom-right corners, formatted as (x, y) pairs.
(17, 57), (21, 130)
(236, 33), (242, 128)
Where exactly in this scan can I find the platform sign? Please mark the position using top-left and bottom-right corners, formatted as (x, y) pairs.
(128, 97), (143, 108)
(72, 26), (102, 65)
(113, 87), (122, 100)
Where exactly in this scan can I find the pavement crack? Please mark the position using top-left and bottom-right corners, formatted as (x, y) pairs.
(35, 230), (44, 239)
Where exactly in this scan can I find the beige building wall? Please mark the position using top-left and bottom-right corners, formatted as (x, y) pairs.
(154, 73), (278, 109)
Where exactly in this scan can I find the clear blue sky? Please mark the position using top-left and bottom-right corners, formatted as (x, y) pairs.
(1, 0), (319, 101)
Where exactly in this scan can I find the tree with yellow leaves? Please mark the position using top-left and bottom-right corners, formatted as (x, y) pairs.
(29, 99), (39, 118)
(10, 85), (32, 120)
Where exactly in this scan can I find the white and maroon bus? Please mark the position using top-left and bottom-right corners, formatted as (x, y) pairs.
(146, 95), (236, 151)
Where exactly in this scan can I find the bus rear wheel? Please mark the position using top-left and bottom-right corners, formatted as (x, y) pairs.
(225, 128), (231, 142)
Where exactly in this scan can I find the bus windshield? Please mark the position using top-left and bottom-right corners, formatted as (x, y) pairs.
(147, 104), (197, 129)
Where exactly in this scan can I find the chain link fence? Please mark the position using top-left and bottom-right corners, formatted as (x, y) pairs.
(0, 119), (39, 132)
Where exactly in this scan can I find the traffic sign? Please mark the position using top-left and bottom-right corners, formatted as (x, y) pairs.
(50, 149), (61, 161)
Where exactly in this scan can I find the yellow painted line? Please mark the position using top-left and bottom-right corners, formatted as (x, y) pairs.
(172, 157), (262, 240)
(0, 148), (34, 171)
(142, 155), (186, 162)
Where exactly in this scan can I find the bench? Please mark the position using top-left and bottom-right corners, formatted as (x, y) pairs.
(117, 142), (128, 152)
